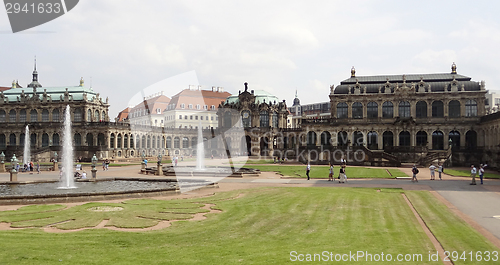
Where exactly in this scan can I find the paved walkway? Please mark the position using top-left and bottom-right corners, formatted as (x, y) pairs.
(1, 163), (499, 243)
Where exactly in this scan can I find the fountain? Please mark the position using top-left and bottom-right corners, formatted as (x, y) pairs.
(23, 125), (30, 166)
(58, 105), (76, 189)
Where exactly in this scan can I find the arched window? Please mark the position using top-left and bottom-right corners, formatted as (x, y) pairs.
(432, 131), (444, 150)
(337, 131), (348, 147)
(74, 108), (82, 122)
(147, 135), (151, 149)
(52, 109), (59, 122)
(87, 109), (92, 122)
(259, 111), (269, 127)
(166, 136), (172, 148)
(0, 110), (5, 122)
(87, 133), (94, 147)
(367, 102), (378, 119)
(98, 133), (105, 147)
(174, 137), (180, 149)
(399, 131), (410, 146)
(95, 110), (100, 121)
(152, 136), (156, 149)
(42, 133), (49, 147)
(136, 135), (140, 149)
(337, 102), (348, 119)
(398, 102), (410, 118)
(432, 101), (444, 117)
(320, 131), (331, 146)
(9, 109), (16, 122)
(30, 109), (38, 122)
(416, 101), (427, 118)
(352, 102), (363, 119)
(241, 110), (251, 128)
(449, 131), (460, 149)
(272, 112), (278, 128)
(416, 131), (427, 146)
(20, 133), (25, 146)
(130, 134), (134, 149)
(382, 102), (393, 118)
(9, 133), (16, 146)
(124, 134), (128, 148)
(42, 109), (49, 122)
(102, 111), (106, 121)
(307, 131), (317, 146)
(117, 134), (122, 148)
(0, 134), (5, 148)
(30, 133), (37, 146)
(465, 100), (477, 117)
(110, 133), (115, 148)
(182, 137), (189, 148)
(191, 137), (198, 149)
(52, 133), (60, 146)
(19, 109), (26, 122)
(448, 100), (460, 118)
(367, 131), (378, 149)
(353, 131), (363, 146)
(383, 131), (393, 148)
(465, 130), (477, 149)
(73, 133), (82, 146)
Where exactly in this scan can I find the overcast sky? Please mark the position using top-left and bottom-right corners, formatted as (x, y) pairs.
(1, 0), (500, 117)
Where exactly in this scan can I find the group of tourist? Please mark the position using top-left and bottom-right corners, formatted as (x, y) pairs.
(306, 158), (347, 183)
(21, 161), (40, 174)
(469, 164), (486, 185)
(102, 159), (110, 171)
(411, 163), (488, 185)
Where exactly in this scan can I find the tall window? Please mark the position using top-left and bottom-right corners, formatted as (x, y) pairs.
(337, 102), (348, 119)
(52, 109), (59, 122)
(30, 110), (38, 122)
(0, 110), (5, 122)
(42, 109), (49, 122)
(352, 102), (363, 119)
(174, 137), (180, 148)
(367, 102), (378, 119)
(95, 110), (100, 121)
(9, 109), (16, 122)
(398, 101), (410, 118)
(382, 102), (393, 118)
(416, 101), (427, 118)
(224, 112), (232, 128)
(432, 131), (444, 150)
(416, 131), (427, 146)
(383, 131), (393, 147)
(260, 111), (269, 127)
(182, 137), (189, 148)
(432, 101), (444, 117)
(465, 100), (477, 117)
(74, 108), (82, 122)
(399, 131), (410, 146)
(87, 109), (92, 121)
(20, 109), (26, 122)
(53, 134), (60, 146)
(448, 100), (460, 118)
(272, 112), (278, 128)
(74, 133), (81, 146)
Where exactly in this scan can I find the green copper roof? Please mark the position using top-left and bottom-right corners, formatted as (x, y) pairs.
(1, 86), (101, 103)
(225, 90), (280, 105)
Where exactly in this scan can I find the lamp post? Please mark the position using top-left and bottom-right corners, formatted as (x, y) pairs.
(10, 154), (18, 181)
(91, 154), (98, 179)
(157, 153), (163, 176)
(0, 152), (5, 172)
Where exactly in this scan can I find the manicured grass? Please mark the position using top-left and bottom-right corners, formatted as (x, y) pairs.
(249, 165), (395, 179)
(443, 168), (500, 179)
(406, 191), (500, 264)
(225, 159), (275, 165)
(0, 187), (435, 264)
(387, 168), (410, 178)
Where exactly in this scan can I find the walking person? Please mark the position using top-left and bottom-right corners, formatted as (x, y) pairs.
(438, 163), (443, 180)
(306, 162), (311, 180)
(339, 164), (346, 183)
(328, 163), (334, 181)
(479, 164), (485, 185)
(470, 165), (477, 185)
(36, 162), (40, 174)
(429, 164), (436, 180)
(411, 164), (419, 182)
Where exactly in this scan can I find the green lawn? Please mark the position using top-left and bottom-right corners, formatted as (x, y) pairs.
(0, 187), (497, 264)
(387, 168), (410, 178)
(443, 168), (500, 179)
(249, 165), (399, 179)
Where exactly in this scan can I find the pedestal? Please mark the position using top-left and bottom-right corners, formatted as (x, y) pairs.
(0, 163), (5, 172)
(53, 162), (58, 171)
(157, 163), (163, 176)
(141, 162), (146, 170)
(10, 170), (17, 182)
(91, 168), (97, 179)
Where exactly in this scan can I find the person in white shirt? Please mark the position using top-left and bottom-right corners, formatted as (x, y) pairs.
(328, 163), (334, 181)
(306, 163), (311, 180)
(470, 165), (477, 185)
(437, 164), (443, 180)
(479, 164), (485, 185)
(429, 164), (436, 180)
